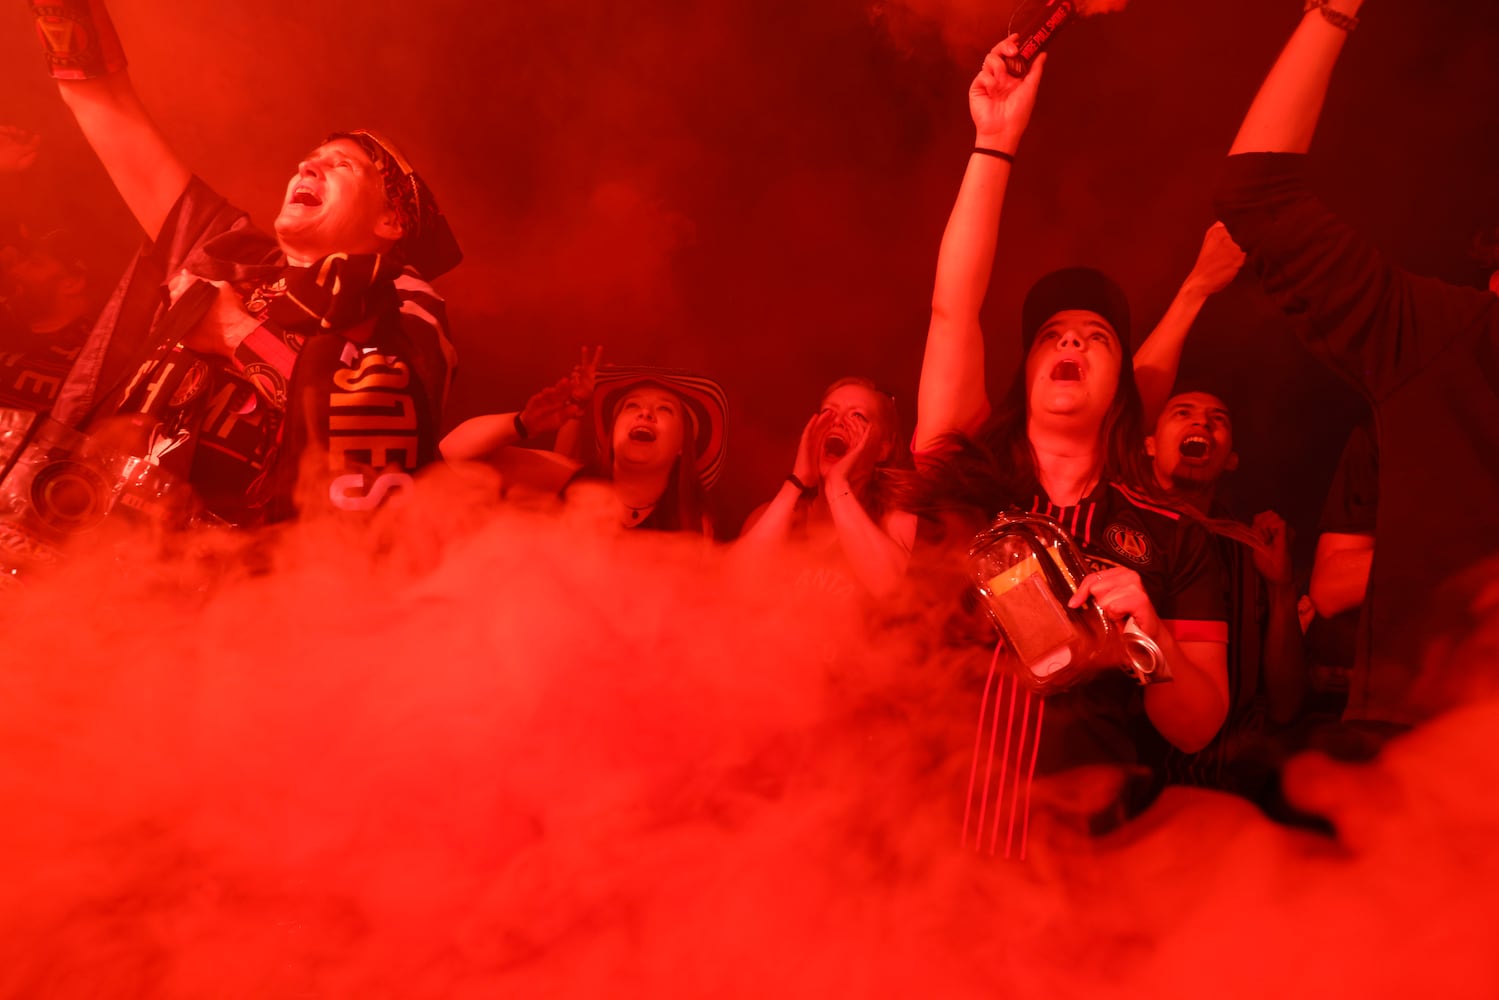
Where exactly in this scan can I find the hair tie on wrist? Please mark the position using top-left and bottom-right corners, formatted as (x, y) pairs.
(787, 473), (816, 498)
(1303, 0), (1358, 32)
(513, 412), (530, 440)
(973, 146), (1015, 164)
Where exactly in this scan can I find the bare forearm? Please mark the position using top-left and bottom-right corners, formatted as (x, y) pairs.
(58, 74), (189, 241)
(553, 416), (585, 462)
(915, 154), (1011, 447)
(1145, 635), (1229, 753)
(1309, 544), (1372, 617)
(1228, 2), (1365, 155)
(1133, 284), (1209, 424)
(736, 482), (801, 547)
(37, 0), (192, 242)
(439, 412), (521, 462)
(825, 488), (913, 600)
(932, 153), (1013, 323)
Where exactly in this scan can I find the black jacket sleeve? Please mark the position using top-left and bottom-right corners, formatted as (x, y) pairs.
(1215, 152), (1497, 403)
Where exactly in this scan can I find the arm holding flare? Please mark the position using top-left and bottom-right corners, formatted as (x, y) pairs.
(30, 0), (191, 243)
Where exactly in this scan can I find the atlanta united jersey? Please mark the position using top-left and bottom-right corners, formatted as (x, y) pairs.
(963, 478), (1229, 857)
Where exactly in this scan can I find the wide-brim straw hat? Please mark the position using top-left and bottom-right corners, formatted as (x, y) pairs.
(592, 365), (728, 490)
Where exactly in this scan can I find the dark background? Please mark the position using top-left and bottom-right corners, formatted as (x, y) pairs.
(2, 0), (1496, 556)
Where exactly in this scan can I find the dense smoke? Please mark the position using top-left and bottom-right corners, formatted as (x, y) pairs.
(4, 0), (1499, 993)
(872, 0), (1131, 61)
(1, 490), (1497, 996)
(1075, 0), (1130, 15)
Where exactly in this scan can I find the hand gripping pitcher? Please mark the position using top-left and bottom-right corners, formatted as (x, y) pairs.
(968, 510), (1171, 693)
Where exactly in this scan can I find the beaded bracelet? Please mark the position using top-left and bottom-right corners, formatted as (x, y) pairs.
(1304, 0), (1358, 33)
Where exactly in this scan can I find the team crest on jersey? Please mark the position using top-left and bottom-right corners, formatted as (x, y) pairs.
(244, 277), (288, 316)
(241, 362), (287, 408)
(169, 360), (210, 407)
(1105, 523), (1152, 565)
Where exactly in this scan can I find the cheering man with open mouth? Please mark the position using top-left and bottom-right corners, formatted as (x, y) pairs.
(27, 0), (461, 526)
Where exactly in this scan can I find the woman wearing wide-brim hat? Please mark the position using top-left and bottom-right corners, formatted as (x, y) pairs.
(573, 364), (726, 537)
(441, 358), (726, 538)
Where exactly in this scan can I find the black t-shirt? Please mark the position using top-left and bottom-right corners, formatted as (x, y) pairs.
(1218, 153), (1499, 725)
(982, 479), (1229, 774)
(1318, 423), (1379, 537)
(1306, 423), (1379, 674)
(1159, 503), (1272, 792)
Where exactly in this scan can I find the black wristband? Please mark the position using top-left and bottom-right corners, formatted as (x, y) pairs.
(972, 146), (1015, 164)
(513, 412), (530, 440)
(787, 473), (816, 498)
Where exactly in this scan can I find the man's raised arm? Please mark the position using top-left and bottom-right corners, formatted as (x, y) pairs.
(1132, 222), (1244, 425)
(1213, 0), (1494, 402)
(30, 0), (191, 242)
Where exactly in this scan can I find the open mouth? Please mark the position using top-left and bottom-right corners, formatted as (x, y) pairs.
(1179, 435), (1211, 460)
(628, 425), (657, 443)
(1050, 359), (1083, 382)
(823, 432), (849, 459)
(289, 187), (323, 207)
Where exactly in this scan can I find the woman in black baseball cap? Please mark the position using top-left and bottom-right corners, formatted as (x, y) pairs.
(906, 34), (1231, 843)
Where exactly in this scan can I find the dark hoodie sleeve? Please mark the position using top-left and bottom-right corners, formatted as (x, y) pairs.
(1215, 152), (1497, 403)
(1316, 422), (1378, 537)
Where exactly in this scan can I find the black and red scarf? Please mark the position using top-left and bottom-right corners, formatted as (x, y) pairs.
(106, 231), (427, 523)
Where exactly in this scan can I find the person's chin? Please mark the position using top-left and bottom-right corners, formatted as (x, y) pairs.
(1170, 468), (1217, 488)
(272, 215), (310, 248)
(274, 209), (327, 241)
(616, 446), (671, 471)
(1036, 400), (1099, 423)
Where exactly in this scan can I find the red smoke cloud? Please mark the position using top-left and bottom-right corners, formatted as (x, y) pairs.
(4, 2), (1499, 984)
(1075, 0), (1131, 16)
(0, 490), (1497, 996)
(873, 0), (1130, 59)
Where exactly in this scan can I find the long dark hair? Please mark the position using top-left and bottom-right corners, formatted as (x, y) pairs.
(896, 358), (1268, 555)
(895, 354), (1152, 520)
(655, 416), (712, 536)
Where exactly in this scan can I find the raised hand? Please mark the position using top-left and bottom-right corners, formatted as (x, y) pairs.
(569, 345), (603, 407)
(1183, 222), (1247, 298)
(1069, 564), (1162, 639)
(521, 377), (588, 435)
(0, 127), (41, 174)
(793, 410), (833, 489)
(824, 416), (874, 490)
(970, 36), (1048, 151)
(1250, 510), (1295, 588)
(179, 279), (258, 358)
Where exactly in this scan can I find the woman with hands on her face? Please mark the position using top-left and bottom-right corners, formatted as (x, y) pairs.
(738, 377), (916, 601)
